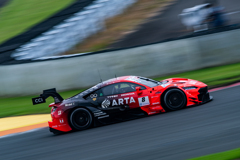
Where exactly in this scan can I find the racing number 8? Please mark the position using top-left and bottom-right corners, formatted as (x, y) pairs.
(138, 96), (150, 107)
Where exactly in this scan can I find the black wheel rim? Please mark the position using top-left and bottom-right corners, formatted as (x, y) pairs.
(73, 110), (90, 128)
(167, 92), (184, 109)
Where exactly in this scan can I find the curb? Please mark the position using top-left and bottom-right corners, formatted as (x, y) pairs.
(0, 114), (50, 137)
(0, 122), (48, 137)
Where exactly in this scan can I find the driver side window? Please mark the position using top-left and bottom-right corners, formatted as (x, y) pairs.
(128, 83), (146, 91)
(101, 84), (119, 96)
(101, 83), (146, 96)
(118, 83), (146, 94)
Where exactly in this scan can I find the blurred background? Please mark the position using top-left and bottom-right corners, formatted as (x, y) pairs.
(0, 0), (240, 159)
(0, 0), (240, 62)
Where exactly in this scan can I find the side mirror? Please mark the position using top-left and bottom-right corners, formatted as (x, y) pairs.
(135, 87), (142, 95)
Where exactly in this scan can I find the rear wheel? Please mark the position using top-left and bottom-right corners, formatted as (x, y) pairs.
(163, 89), (186, 111)
(70, 108), (93, 131)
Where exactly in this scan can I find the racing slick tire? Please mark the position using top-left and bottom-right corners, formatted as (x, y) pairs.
(70, 108), (93, 131)
(163, 88), (187, 111)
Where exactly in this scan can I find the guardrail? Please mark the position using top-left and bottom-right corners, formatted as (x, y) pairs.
(0, 28), (240, 96)
(11, 0), (137, 60)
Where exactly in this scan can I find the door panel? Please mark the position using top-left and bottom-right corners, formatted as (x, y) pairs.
(87, 82), (150, 110)
(136, 88), (151, 108)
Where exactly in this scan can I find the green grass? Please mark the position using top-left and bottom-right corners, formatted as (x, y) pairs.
(189, 148), (240, 160)
(0, 89), (82, 118)
(0, 0), (75, 44)
(0, 62), (240, 118)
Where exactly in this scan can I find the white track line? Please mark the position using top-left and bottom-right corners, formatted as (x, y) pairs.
(0, 128), (44, 139)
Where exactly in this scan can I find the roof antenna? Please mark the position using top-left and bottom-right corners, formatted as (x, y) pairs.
(97, 70), (103, 82)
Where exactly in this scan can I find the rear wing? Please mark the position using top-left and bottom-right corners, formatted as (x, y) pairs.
(32, 88), (64, 105)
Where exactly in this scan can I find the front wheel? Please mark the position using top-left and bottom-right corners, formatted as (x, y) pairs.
(70, 108), (93, 131)
(163, 89), (186, 111)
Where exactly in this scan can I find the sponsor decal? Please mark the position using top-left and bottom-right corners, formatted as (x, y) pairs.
(107, 95), (118, 98)
(94, 111), (107, 117)
(155, 92), (162, 94)
(101, 97), (136, 108)
(32, 97), (46, 105)
(90, 94), (97, 98)
(35, 97), (44, 103)
(98, 115), (110, 119)
(138, 96), (150, 107)
(59, 118), (64, 124)
(121, 93), (135, 97)
(102, 99), (111, 108)
(93, 98), (97, 101)
(112, 97), (135, 106)
(151, 96), (158, 98)
(58, 110), (62, 115)
(152, 102), (160, 105)
(65, 103), (74, 107)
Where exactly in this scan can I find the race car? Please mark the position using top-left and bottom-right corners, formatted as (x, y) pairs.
(32, 76), (213, 134)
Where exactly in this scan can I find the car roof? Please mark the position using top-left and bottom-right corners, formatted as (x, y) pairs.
(100, 76), (137, 87)
(77, 76), (145, 97)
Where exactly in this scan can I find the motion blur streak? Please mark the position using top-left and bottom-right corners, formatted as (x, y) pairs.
(0, 85), (239, 160)
(209, 82), (240, 92)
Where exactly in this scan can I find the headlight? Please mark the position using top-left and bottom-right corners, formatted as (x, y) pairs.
(182, 86), (198, 90)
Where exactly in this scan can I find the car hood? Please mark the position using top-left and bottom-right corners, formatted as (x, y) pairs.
(158, 78), (207, 89)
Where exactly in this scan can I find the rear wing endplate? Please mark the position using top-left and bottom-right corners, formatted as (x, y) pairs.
(32, 88), (64, 105)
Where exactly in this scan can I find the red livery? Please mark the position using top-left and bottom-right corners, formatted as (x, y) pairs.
(32, 76), (213, 134)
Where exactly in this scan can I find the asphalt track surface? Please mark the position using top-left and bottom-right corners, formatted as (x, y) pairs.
(0, 86), (240, 160)
(112, 0), (240, 49)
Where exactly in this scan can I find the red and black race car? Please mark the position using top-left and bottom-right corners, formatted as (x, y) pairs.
(32, 76), (212, 134)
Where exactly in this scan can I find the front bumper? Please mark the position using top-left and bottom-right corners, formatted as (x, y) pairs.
(198, 87), (213, 104)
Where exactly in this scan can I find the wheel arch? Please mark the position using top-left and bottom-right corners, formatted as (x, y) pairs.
(67, 106), (95, 130)
(68, 106), (94, 116)
(160, 87), (187, 111)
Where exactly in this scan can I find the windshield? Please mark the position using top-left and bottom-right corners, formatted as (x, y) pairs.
(126, 76), (162, 88)
(137, 77), (162, 87)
